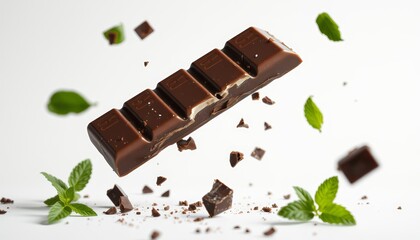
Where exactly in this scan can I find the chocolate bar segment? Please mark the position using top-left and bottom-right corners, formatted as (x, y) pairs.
(88, 27), (302, 176)
(338, 145), (379, 183)
(202, 179), (233, 217)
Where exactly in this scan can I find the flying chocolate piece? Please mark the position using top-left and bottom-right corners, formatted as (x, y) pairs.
(202, 179), (233, 217)
(338, 145), (379, 183)
(88, 27), (302, 176)
(107, 184), (127, 206)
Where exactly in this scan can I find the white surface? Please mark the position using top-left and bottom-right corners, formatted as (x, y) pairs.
(1, 0), (419, 239)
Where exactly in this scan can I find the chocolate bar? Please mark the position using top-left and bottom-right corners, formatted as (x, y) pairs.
(88, 27), (302, 176)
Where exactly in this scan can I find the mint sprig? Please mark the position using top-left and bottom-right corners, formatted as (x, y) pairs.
(278, 176), (356, 225)
(316, 12), (343, 41)
(41, 159), (96, 224)
(304, 96), (324, 132)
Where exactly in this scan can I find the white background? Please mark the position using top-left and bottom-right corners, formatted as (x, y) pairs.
(1, 0), (419, 239)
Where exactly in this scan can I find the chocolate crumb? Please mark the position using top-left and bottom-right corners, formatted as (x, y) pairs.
(343, 82), (347, 86)
(195, 228), (201, 233)
(176, 137), (197, 151)
(161, 190), (170, 197)
(151, 208), (160, 217)
(253, 206), (259, 210)
(283, 194), (291, 200)
(245, 228), (251, 233)
(0, 209), (6, 214)
(236, 118), (249, 128)
(103, 207), (117, 215)
(264, 227), (276, 236)
(397, 206), (402, 210)
(194, 217), (204, 222)
(205, 227), (211, 233)
(144, 61), (149, 67)
(164, 206), (170, 211)
(179, 200), (188, 206)
(262, 96), (275, 105)
(152, 203), (158, 206)
(83, 194), (89, 199)
(143, 185), (153, 194)
(193, 201), (203, 207)
(233, 225), (241, 229)
(0, 197), (14, 204)
(135, 21), (154, 40)
(136, 211), (141, 215)
(262, 207), (272, 213)
(150, 230), (160, 240)
(156, 176), (167, 186)
(230, 151), (244, 167)
(361, 195), (368, 200)
(252, 92), (260, 100)
(272, 203), (278, 208)
(188, 204), (197, 211)
(251, 147), (266, 160)
(264, 122), (272, 130)
(267, 191), (272, 196)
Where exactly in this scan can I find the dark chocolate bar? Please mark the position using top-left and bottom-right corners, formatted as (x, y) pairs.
(88, 27), (302, 176)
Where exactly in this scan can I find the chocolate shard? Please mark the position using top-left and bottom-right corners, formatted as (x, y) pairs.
(262, 207), (272, 213)
(161, 190), (170, 197)
(1, 197), (14, 204)
(179, 200), (188, 206)
(252, 92), (260, 100)
(188, 204), (197, 211)
(236, 118), (249, 128)
(119, 196), (133, 213)
(264, 122), (272, 130)
(338, 145), (379, 183)
(0, 209), (6, 214)
(251, 147), (265, 160)
(283, 194), (291, 200)
(150, 230), (160, 240)
(151, 208), (160, 217)
(87, 27), (302, 177)
(107, 184), (127, 206)
(134, 21), (154, 40)
(103, 207), (117, 215)
(262, 96), (275, 105)
(202, 179), (233, 217)
(193, 201), (203, 207)
(144, 61), (149, 67)
(263, 227), (276, 236)
(176, 137), (197, 151)
(142, 185), (153, 194)
(156, 176), (167, 186)
(230, 151), (244, 167)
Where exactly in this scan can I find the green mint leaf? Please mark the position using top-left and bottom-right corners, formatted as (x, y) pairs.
(103, 24), (125, 45)
(304, 96), (324, 132)
(58, 187), (75, 205)
(47, 90), (92, 115)
(315, 176), (339, 211)
(293, 186), (316, 211)
(278, 200), (315, 221)
(319, 203), (356, 225)
(69, 203), (97, 217)
(68, 159), (92, 192)
(316, 12), (343, 41)
(41, 172), (68, 194)
(44, 195), (60, 206)
(48, 201), (72, 224)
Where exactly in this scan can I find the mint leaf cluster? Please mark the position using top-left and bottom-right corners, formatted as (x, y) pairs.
(278, 176), (356, 225)
(41, 159), (96, 224)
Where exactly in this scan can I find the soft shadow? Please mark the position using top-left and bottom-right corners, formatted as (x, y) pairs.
(267, 221), (310, 226)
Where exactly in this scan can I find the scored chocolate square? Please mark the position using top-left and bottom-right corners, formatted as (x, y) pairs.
(134, 21), (154, 40)
(338, 145), (379, 183)
(202, 179), (233, 217)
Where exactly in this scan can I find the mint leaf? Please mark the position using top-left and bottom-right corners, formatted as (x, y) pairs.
(316, 12), (343, 41)
(47, 90), (92, 115)
(48, 202), (72, 224)
(103, 24), (125, 45)
(315, 176), (339, 211)
(58, 187), (75, 205)
(304, 96), (324, 132)
(44, 195), (59, 206)
(278, 200), (315, 221)
(68, 159), (92, 191)
(319, 203), (356, 225)
(293, 186), (316, 211)
(69, 203), (97, 217)
(73, 193), (80, 202)
(41, 172), (68, 194)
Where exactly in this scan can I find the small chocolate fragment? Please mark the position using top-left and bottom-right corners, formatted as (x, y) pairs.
(144, 61), (149, 67)
(262, 96), (275, 105)
(236, 118), (249, 128)
(253, 206), (259, 210)
(361, 195), (368, 200)
(156, 176), (167, 186)
(119, 196), (133, 213)
(272, 203), (278, 208)
(262, 207), (272, 213)
(343, 82), (347, 86)
(143, 185), (154, 194)
(193, 201), (203, 207)
(283, 194), (291, 200)
(230, 151), (244, 167)
(83, 194), (89, 198)
(194, 217), (204, 222)
(151, 208), (160, 217)
(176, 137), (197, 151)
(179, 200), (188, 206)
(107, 184), (127, 206)
(264, 122), (272, 130)
(252, 92), (260, 100)
(188, 204), (197, 211)
(136, 211), (141, 215)
(251, 147), (265, 160)
(135, 21), (154, 40)
(202, 179), (233, 217)
(337, 145), (379, 183)
(0, 209), (6, 214)
(195, 228), (201, 233)
(1, 197), (14, 204)
(263, 227), (276, 236)
(163, 206), (170, 211)
(233, 225), (241, 229)
(103, 207), (117, 215)
(150, 230), (160, 240)
(245, 228), (251, 233)
(161, 190), (170, 197)
(397, 206), (402, 210)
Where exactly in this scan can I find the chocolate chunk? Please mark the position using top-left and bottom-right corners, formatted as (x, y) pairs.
(283, 194), (291, 200)
(262, 207), (272, 213)
(252, 92), (260, 100)
(338, 145), (379, 183)
(202, 179), (233, 217)
(262, 96), (275, 105)
(103, 207), (117, 215)
(156, 176), (167, 186)
(0, 209), (6, 214)
(161, 190), (170, 197)
(397, 206), (402, 210)
(163, 206), (170, 211)
(230, 151), (244, 167)
(236, 118), (249, 128)
(263, 227), (276, 236)
(119, 196), (133, 213)
(1, 197), (14, 204)
(188, 204), (197, 211)
(194, 217), (204, 222)
(179, 200), (188, 206)
(150, 230), (160, 240)
(193, 201), (203, 207)
(107, 184), (127, 206)
(251, 147), (265, 160)
(144, 61), (149, 67)
(136, 211), (141, 215)
(272, 203), (278, 208)
(361, 195), (368, 200)
(88, 27), (302, 177)
(151, 208), (160, 217)
(264, 122), (272, 130)
(143, 185), (154, 194)
(176, 137), (197, 151)
(253, 206), (259, 210)
(135, 21), (154, 40)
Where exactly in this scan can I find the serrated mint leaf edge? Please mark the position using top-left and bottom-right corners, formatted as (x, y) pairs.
(278, 200), (315, 221)
(48, 202), (72, 224)
(69, 203), (97, 217)
(319, 203), (356, 225)
(315, 176), (339, 210)
(293, 186), (316, 211)
(44, 195), (60, 206)
(41, 172), (68, 194)
(304, 96), (324, 132)
(68, 159), (92, 192)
